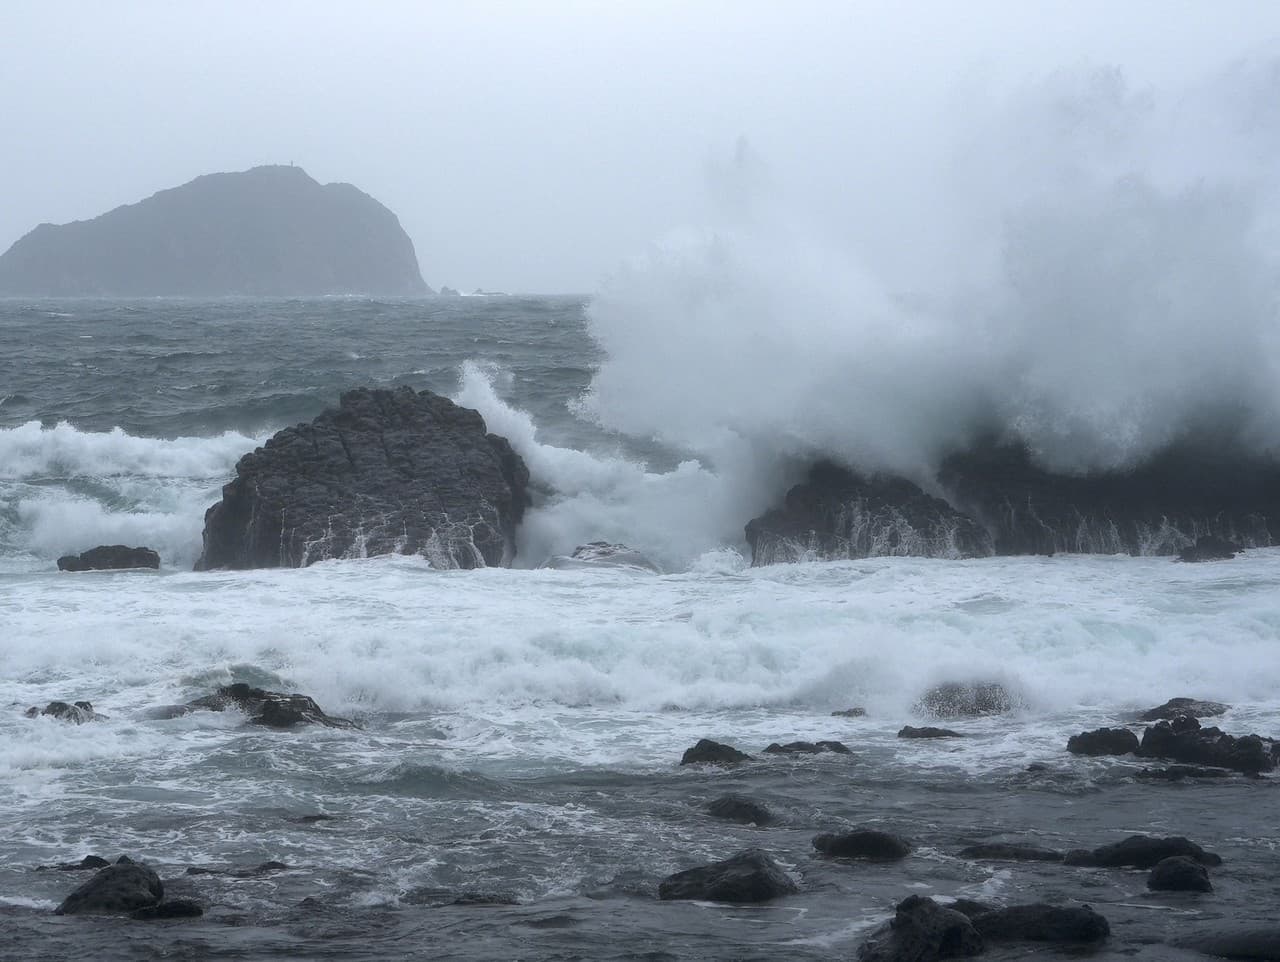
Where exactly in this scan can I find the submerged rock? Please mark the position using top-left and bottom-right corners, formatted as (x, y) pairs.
(57, 545), (159, 572)
(1138, 715), (1277, 774)
(539, 542), (662, 573)
(679, 739), (751, 766)
(706, 795), (776, 826)
(186, 683), (356, 729)
(1148, 855), (1212, 893)
(915, 681), (1015, 718)
(195, 386), (530, 571)
(1139, 697), (1230, 721)
(39, 855), (112, 872)
(55, 863), (163, 915)
(25, 700), (106, 724)
(971, 904), (1110, 942)
(898, 725), (963, 739)
(763, 740), (851, 755)
(657, 849), (797, 903)
(856, 895), (983, 962)
(831, 707), (867, 718)
(1135, 764), (1233, 781)
(957, 843), (1063, 862)
(1176, 927), (1280, 959)
(1178, 535), (1241, 562)
(813, 829), (911, 861)
(1067, 727), (1140, 756)
(1064, 834), (1222, 869)
(131, 899), (204, 920)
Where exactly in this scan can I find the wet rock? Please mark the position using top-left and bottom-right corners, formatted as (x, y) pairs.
(763, 740), (851, 755)
(914, 682), (1015, 718)
(1176, 927), (1280, 959)
(813, 829), (911, 861)
(706, 795), (776, 826)
(1136, 765), (1233, 781)
(1064, 834), (1222, 869)
(856, 895), (984, 961)
(130, 899), (204, 920)
(957, 843), (1064, 862)
(186, 683), (357, 729)
(1139, 697), (1230, 721)
(39, 855), (111, 872)
(1148, 855), (1212, 893)
(948, 898), (998, 918)
(24, 700), (106, 724)
(832, 707), (867, 718)
(57, 545), (160, 571)
(898, 725), (962, 739)
(186, 860), (288, 879)
(679, 738), (751, 766)
(195, 386), (530, 571)
(971, 904), (1110, 942)
(657, 849), (797, 903)
(402, 886), (519, 907)
(539, 542), (661, 573)
(1178, 535), (1241, 562)
(54, 863), (163, 915)
(1067, 727), (1140, 756)
(1138, 715), (1277, 774)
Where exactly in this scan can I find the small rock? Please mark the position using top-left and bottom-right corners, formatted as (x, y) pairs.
(1135, 765), (1233, 781)
(958, 843), (1063, 862)
(57, 545), (160, 572)
(914, 681), (1014, 718)
(832, 707), (867, 718)
(186, 683), (357, 729)
(54, 863), (163, 915)
(763, 740), (851, 755)
(1139, 697), (1230, 721)
(1177, 535), (1240, 562)
(130, 899), (204, 920)
(971, 903), (1110, 942)
(856, 895), (983, 961)
(1064, 835), (1222, 869)
(813, 829), (911, 861)
(1067, 727), (1140, 756)
(679, 738), (751, 765)
(898, 725), (962, 739)
(657, 849), (797, 903)
(38, 855), (111, 872)
(1148, 855), (1212, 893)
(24, 701), (106, 724)
(706, 795), (776, 826)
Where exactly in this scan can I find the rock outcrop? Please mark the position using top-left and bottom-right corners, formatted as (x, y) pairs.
(657, 849), (797, 903)
(971, 904), (1110, 943)
(705, 795), (776, 826)
(812, 829), (911, 861)
(898, 725), (963, 739)
(0, 165), (429, 296)
(1178, 535), (1241, 562)
(1137, 715), (1277, 775)
(1139, 697), (1229, 721)
(763, 740), (851, 755)
(57, 545), (159, 571)
(54, 863), (163, 915)
(915, 682), (1015, 718)
(1148, 855), (1212, 892)
(158, 683), (356, 729)
(1067, 727), (1140, 756)
(195, 387), (529, 571)
(679, 739), (751, 766)
(1064, 835), (1222, 869)
(25, 700), (106, 724)
(856, 895), (984, 961)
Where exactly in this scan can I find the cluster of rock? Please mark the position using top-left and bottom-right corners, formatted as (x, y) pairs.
(29, 684), (355, 730)
(52, 857), (201, 920)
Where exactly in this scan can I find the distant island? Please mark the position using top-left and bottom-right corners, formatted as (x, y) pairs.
(0, 165), (430, 297)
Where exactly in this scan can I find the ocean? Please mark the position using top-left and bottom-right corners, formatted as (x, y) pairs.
(1, 296), (1277, 960)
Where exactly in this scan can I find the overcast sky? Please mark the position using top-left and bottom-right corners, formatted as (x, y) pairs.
(3, 1), (1278, 293)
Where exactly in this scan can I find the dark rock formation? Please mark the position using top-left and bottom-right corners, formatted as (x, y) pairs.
(706, 795), (776, 826)
(746, 461), (993, 564)
(57, 545), (159, 572)
(856, 895), (984, 962)
(947, 899), (997, 919)
(1139, 697), (1230, 721)
(1175, 927), (1280, 960)
(971, 904), (1110, 942)
(1067, 727), (1140, 756)
(763, 740), (851, 755)
(539, 542), (661, 573)
(1135, 765), (1232, 781)
(1064, 835), (1222, 869)
(1178, 535), (1241, 561)
(186, 860), (288, 878)
(130, 899), (204, 920)
(899, 725), (963, 739)
(195, 386), (529, 571)
(957, 843), (1064, 862)
(1138, 715), (1278, 774)
(25, 700), (106, 724)
(915, 682), (1015, 718)
(186, 683), (356, 729)
(832, 707), (867, 717)
(0, 165), (429, 296)
(813, 829), (911, 861)
(54, 863), (163, 915)
(679, 739), (751, 766)
(656, 849), (797, 903)
(39, 855), (112, 872)
(1148, 855), (1212, 893)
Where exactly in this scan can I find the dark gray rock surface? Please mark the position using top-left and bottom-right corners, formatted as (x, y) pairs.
(898, 725), (963, 739)
(856, 895), (984, 961)
(705, 795), (776, 826)
(813, 829), (911, 861)
(1139, 697), (1230, 721)
(195, 386), (529, 571)
(56, 545), (159, 571)
(971, 903), (1110, 942)
(679, 739), (751, 766)
(1064, 834), (1222, 869)
(54, 863), (163, 915)
(24, 700), (106, 724)
(1138, 715), (1278, 774)
(1067, 727), (1140, 756)
(1178, 535), (1242, 561)
(763, 740), (851, 755)
(914, 682), (1015, 718)
(957, 843), (1063, 862)
(1148, 855), (1213, 892)
(185, 684), (356, 729)
(657, 849), (797, 903)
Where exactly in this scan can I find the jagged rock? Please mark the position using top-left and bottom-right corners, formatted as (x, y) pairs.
(971, 904), (1110, 942)
(1139, 697), (1230, 721)
(856, 895), (984, 961)
(539, 542), (661, 573)
(1138, 715), (1277, 774)
(57, 545), (159, 571)
(186, 683), (356, 729)
(899, 725), (963, 739)
(1148, 856), (1212, 893)
(679, 739), (751, 766)
(25, 700), (106, 724)
(1067, 727), (1140, 756)
(1179, 535), (1241, 561)
(657, 849), (797, 902)
(1135, 765), (1233, 781)
(915, 682), (1015, 718)
(957, 843), (1063, 862)
(832, 707), (867, 717)
(706, 795), (776, 826)
(54, 863), (163, 915)
(1064, 835), (1222, 869)
(131, 899), (204, 920)
(763, 740), (851, 755)
(746, 461), (994, 564)
(813, 830), (911, 861)
(1176, 927), (1280, 959)
(195, 386), (530, 571)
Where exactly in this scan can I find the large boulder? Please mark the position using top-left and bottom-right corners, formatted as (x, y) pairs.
(1064, 835), (1222, 869)
(971, 904), (1110, 942)
(1139, 697), (1230, 721)
(195, 387), (530, 571)
(813, 829), (911, 861)
(1175, 928), (1280, 959)
(679, 739), (751, 766)
(1148, 855), (1212, 893)
(856, 895), (984, 962)
(657, 849), (797, 903)
(1067, 727), (1140, 756)
(914, 682), (1015, 718)
(57, 545), (159, 571)
(1138, 715), (1278, 774)
(706, 795), (776, 826)
(54, 863), (163, 915)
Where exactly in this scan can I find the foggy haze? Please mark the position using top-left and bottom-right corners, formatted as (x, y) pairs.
(3, 0), (1278, 293)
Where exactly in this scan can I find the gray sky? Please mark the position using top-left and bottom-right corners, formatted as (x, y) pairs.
(3, 1), (1277, 293)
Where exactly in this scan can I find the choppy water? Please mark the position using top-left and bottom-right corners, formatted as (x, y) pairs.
(2, 298), (1278, 960)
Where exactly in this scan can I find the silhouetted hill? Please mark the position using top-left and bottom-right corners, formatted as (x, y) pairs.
(0, 165), (430, 296)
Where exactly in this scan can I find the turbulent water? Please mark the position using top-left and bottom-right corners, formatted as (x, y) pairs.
(2, 297), (1278, 960)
